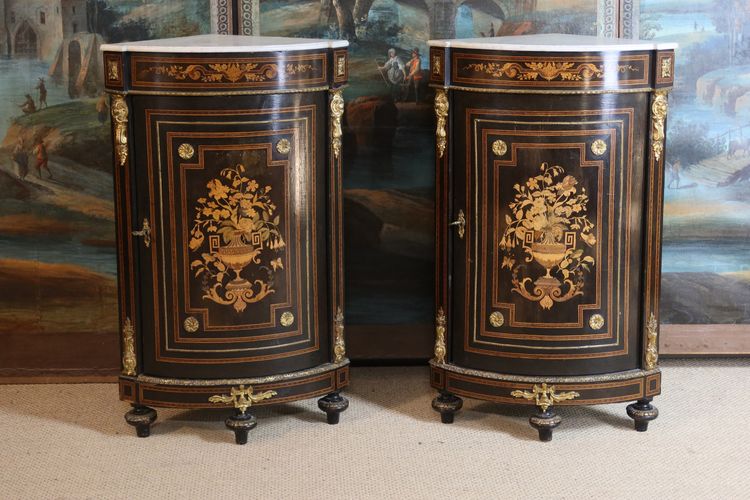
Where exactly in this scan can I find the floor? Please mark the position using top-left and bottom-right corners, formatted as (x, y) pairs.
(0, 359), (748, 499)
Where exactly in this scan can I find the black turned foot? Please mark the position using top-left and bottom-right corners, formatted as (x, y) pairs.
(627, 398), (659, 432)
(125, 405), (157, 438)
(225, 411), (257, 445)
(432, 392), (463, 424)
(317, 392), (349, 425)
(529, 408), (562, 442)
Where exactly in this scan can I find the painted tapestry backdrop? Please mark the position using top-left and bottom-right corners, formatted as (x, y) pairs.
(260, 0), (599, 359)
(0, 0), (212, 377)
(637, 0), (750, 332)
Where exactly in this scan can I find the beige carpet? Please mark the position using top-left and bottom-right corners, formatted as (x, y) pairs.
(0, 359), (748, 499)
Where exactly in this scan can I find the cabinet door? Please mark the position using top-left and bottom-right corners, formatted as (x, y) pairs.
(130, 93), (328, 378)
(451, 91), (647, 376)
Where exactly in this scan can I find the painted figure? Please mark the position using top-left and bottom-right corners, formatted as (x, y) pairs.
(12, 138), (29, 180)
(34, 140), (52, 179)
(36, 78), (48, 109)
(379, 48), (405, 101)
(667, 160), (681, 189)
(96, 94), (109, 124)
(404, 48), (423, 103)
(19, 94), (36, 114)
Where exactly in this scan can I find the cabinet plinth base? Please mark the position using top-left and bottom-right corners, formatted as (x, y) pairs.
(125, 405), (157, 438)
(627, 397), (659, 432)
(225, 412), (257, 445)
(317, 392), (349, 424)
(432, 391), (463, 424)
(119, 362), (349, 440)
(430, 361), (661, 438)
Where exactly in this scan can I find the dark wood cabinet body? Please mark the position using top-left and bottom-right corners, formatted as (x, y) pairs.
(103, 38), (350, 437)
(429, 37), (674, 437)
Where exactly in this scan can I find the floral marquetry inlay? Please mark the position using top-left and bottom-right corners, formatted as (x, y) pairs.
(145, 62), (314, 84)
(189, 163), (285, 313)
(464, 61), (638, 82)
(500, 162), (596, 310)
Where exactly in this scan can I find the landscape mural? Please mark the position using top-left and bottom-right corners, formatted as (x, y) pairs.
(639, 0), (750, 326)
(259, 0), (600, 358)
(0, 0), (211, 376)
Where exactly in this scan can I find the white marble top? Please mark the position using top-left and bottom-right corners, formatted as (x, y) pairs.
(428, 34), (677, 52)
(101, 34), (348, 53)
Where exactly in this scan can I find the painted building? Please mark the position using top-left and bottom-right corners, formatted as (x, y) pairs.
(1, 0), (88, 60)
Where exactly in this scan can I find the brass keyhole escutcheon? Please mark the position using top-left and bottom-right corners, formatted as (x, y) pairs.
(184, 316), (200, 333)
(492, 139), (508, 157)
(178, 143), (195, 160)
(449, 210), (466, 239)
(132, 218), (151, 248)
(280, 311), (294, 327)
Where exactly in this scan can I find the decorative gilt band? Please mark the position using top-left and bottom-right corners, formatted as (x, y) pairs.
(434, 88), (449, 158)
(650, 90), (668, 163)
(110, 95), (128, 167)
(429, 47), (445, 84)
(510, 382), (580, 412)
(655, 51), (675, 87)
(105, 85), (333, 97)
(645, 313), (659, 370)
(208, 385), (277, 414)
(121, 317), (136, 376)
(333, 306), (346, 363)
(104, 53), (123, 89)
(330, 89), (344, 160)
(433, 307), (447, 364)
(429, 84), (662, 95)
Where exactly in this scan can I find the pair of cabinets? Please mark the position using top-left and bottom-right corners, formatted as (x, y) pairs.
(104, 35), (672, 444)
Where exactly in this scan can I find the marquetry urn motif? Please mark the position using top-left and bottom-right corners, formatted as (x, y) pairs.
(103, 35), (351, 444)
(429, 34), (675, 441)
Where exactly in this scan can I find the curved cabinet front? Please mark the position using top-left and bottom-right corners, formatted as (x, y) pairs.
(104, 37), (350, 443)
(131, 94), (328, 379)
(450, 91), (647, 377)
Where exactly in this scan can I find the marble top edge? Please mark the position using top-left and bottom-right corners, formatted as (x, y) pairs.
(101, 34), (348, 53)
(428, 34), (677, 52)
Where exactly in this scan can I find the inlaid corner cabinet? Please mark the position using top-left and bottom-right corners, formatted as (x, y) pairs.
(428, 34), (675, 441)
(102, 35), (350, 444)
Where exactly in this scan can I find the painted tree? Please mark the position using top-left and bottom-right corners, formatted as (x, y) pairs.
(3, 0), (11, 56)
(329, 0), (376, 40)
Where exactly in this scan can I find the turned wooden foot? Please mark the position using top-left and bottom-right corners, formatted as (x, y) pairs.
(225, 411), (257, 445)
(529, 408), (561, 442)
(627, 397), (659, 432)
(432, 391), (463, 424)
(317, 392), (349, 425)
(125, 405), (157, 438)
